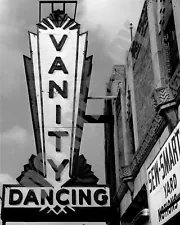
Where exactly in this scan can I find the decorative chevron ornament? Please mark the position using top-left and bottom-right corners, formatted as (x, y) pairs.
(158, 88), (171, 104)
(16, 154), (98, 187)
(37, 9), (80, 30)
(152, 86), (174, 109)
(64, 155), (99, 186)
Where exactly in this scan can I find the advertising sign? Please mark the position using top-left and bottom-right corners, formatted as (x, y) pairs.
(26, 5), (90, 186)
(147, 121), (180, 224)
(37, 13), (77, 185)
(1, 2), (113, 224)
(1, 185), (112, 222)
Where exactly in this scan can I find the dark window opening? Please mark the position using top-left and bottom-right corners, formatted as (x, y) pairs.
(164, 12), (179, 78)
(128, 113), (135, 155)
(127, 90), (135, 155)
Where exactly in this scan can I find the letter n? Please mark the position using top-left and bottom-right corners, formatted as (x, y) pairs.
(49, 81), (68, 99)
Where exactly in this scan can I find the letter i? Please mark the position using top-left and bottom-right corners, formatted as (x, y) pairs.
(56, 105), (61, 124)
(72, 189), (76, 205)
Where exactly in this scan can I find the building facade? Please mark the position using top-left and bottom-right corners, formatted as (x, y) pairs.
(104, 0), (180, 224)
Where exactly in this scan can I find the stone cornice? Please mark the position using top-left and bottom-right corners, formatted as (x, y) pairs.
(152, 62), (180, 115)
(119, 113), (166, 182)
(113, 181), (127, 205)
(113, 113), (166, 203)
(152, 86), (175, 110)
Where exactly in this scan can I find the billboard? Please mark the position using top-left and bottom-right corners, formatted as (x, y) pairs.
(147, 121), (180, 224)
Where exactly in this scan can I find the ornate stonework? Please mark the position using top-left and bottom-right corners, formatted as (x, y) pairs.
(115, 61), (180, 203)
(114, 0), (180, 205)
(152, 86), (174, 109)
(120, 165), (132, 180)
(37, 9), (80, 30)
(152, 63), (180, 130)
(169, 63), (180, 98)
(115, 113), (166, 202)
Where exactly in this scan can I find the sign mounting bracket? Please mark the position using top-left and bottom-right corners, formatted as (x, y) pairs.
(39, 1), (78, 22)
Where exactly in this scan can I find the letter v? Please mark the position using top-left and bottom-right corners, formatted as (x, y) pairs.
(50, 34), (68, 51)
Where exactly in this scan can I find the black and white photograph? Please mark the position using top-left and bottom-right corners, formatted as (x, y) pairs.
(0, 0), (180, 224)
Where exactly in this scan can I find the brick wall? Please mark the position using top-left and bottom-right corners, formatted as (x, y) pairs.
(133, 28), (156, 145)
(116, 112), (125, 166)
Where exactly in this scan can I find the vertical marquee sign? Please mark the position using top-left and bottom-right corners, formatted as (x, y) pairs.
(1, 1), (112, 224)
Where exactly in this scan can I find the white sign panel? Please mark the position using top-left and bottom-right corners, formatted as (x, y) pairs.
(147, 121), (180, 224)
(25, 8), (89, 188)
(4, 186), (110, 209)
(38, 18), (77, 157)
(1, 185), (111, 222)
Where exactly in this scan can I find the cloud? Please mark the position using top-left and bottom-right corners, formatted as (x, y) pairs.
(0, 0), (37, 98)
(1, 126), (29, 147)
(0, 126), (36, 178)
(80, 0), (130, 40)
(79, 0), (144, 63)
(0, 173), (17, 202)
(0, 46), (24, 98)
(0, 174), (36, 225)
(0, 0), (7, 18)
(0, 173), (17, 185)
(80, 0), (144, 39)
(81, 124), (105, 183)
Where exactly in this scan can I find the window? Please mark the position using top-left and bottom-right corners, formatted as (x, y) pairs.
(164, 12), (179, 78)
(127, 90), (135, 155)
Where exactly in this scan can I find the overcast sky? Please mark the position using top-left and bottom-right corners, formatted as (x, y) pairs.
(0, 0), (144, 224)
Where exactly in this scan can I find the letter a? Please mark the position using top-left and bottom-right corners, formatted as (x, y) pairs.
(48, 57), (68, 74)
